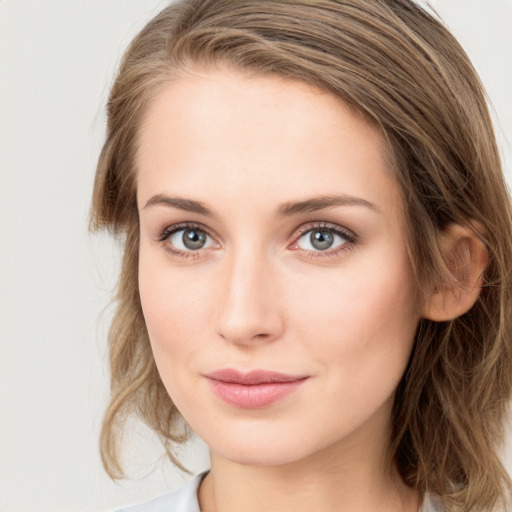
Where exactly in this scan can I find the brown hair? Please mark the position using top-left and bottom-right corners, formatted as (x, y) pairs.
(91, 1), (512, 509)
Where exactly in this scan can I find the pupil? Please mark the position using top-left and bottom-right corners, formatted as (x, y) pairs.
(310, 229), (334, 250)
(183, 229), (206, 250)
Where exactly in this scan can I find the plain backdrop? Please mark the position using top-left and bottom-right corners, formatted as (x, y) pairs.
(0, 1), (511, 511)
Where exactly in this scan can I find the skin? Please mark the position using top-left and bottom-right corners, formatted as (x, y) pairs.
(136, 68), (422, 512)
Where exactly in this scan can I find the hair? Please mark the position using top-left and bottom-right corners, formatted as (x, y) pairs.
(90, 0), (512, 509)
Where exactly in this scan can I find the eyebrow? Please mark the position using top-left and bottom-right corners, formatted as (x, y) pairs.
(277, 194), (381, 216)
(144, 194), (213, 216)
(143, 193), (381, 217)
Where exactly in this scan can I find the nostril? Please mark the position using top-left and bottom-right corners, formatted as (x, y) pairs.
(216, 317), (283, 346)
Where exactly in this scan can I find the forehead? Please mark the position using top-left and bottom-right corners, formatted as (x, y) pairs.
(135, 68), (400, 216)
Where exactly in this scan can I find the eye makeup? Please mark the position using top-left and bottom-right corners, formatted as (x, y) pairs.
(157, 222), (216, 260)
(155, 220), (358, 262)
(290, 221), (358, 260)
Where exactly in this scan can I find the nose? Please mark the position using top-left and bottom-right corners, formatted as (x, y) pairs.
(214, 247), (285, 346)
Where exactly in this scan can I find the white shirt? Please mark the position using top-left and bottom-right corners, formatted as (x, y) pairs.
(115, 471), (444, 512)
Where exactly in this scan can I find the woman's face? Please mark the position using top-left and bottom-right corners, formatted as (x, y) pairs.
(136, 68), (422, 467)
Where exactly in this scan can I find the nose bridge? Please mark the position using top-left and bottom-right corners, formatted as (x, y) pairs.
(215, 242), (283, 345)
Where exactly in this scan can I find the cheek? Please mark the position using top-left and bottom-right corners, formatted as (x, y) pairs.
(284, 251), (420, 433)
(288, 247), (420, 372)
(138, 259), (216, 419)
(138, 248), (212, 370)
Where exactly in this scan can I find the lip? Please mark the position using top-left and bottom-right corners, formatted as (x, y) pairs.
(204, 369), (309, 408)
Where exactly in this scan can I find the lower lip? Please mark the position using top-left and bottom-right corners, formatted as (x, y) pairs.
(206, 378), (308, 408)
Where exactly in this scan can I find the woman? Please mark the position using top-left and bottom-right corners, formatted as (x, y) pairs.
(91, 0), (512, 510)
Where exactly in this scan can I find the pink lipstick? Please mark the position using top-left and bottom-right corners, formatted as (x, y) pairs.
(204, 369), (308, 408)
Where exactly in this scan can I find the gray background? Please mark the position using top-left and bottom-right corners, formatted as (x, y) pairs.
(1, 1), (511, 511)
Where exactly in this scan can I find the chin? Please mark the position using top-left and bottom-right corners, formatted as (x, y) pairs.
(213, 442), (308, 468)
(198, 429), (322, 467)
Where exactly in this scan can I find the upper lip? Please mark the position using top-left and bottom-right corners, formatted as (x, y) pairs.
(204, 369), (309, 385)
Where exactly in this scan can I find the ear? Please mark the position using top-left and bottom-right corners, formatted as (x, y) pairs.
(423, 223), (488, 322)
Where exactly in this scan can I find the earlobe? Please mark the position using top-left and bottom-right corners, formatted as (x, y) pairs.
(423, 223), (488, 322)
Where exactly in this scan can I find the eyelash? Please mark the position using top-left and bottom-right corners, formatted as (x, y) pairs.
(157, 222), (212, 261)
(291, 222), (357, 259)
(157, 221), (358, 261)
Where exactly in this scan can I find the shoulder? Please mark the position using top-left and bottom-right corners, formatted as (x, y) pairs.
(114, 472), (208, 512)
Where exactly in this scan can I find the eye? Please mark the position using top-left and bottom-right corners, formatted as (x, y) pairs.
(163, 225), (215, 252)
(294, 224), (355, 253)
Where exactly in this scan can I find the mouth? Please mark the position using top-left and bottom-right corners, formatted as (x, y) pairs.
(204, 369), (309, 408)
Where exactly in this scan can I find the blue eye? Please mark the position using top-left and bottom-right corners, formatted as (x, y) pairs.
(167, 227), (214, 251)
(296, 226), (353, 252)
